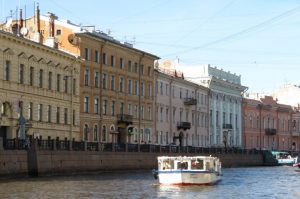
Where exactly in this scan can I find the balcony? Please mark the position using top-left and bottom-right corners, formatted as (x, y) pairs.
(265, 128), (276, 135)
(223, 124), (232, 129)
(292, 131), (300, 137)
(177, 122), (191, 130)
(184, 98), (197, 105)
(117, 114), (133, 125)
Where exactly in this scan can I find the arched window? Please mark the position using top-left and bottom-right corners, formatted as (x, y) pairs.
(84, 124), (89, 141)
(94, 125), (98, 142)
(102, 125), (106, 142)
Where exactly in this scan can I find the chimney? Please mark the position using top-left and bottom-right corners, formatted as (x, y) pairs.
(36, 3), (40, 33)
(45, 12), (57, 48)
(33, 3), (42, 43)
(19, 9), (23, 30)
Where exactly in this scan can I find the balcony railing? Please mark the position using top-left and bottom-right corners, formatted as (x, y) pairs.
(265, 128), (276, 135)
(223, 124), (233, 129)
(117, 114), (133, 124)
(184, 98), (197, 105)
(177, 122), (191, 130)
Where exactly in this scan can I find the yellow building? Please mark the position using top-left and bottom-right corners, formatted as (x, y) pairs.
(0, 30), (80, 142)
(2, 7), (159, 143)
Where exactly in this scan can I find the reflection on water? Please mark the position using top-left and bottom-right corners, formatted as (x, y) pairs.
(0, 167), (300, 199)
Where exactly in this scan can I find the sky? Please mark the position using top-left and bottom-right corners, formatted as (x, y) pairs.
(1, 0), (300, 93)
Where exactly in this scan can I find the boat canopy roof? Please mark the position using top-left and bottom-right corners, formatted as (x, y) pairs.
(157, 156), (219, 161)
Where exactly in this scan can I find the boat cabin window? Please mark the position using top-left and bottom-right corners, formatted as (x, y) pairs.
(177, 162), (188, 170)
(162, 160), (173, 169)
(191, 159), (204, 170)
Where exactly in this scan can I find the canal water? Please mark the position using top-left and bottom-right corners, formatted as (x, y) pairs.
(0, 166), (300, 199)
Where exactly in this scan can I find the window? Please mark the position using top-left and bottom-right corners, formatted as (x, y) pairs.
(102, 125), (106, 142)
(111, 101), (115, 116)
(103, 99), (107, 115)
(95, 71), (99, 88)
(140, 64), (144, 75)
(19, 64), (24, 84)
(160, 107), (163, 122)
(140, 82), (144, 96)
(120, 58), (124, 69)
(84, 97), (89, 113)
(94, 50), (99, 63)
(37, 104), (43, 121)
(73, 78), (76, 95)
(57, 74), (61, 92)
(148, 106), (152, 120)
(84, 124), (89, 141)
(29, 66), (34, 86)
(120, 102), (124, 114)
(84, 69), (89, 86)
(128, 60), (132, 72)
(47, 105), (52, 123)
(94, 98), (99, 114)
(56, 107), (60, 124)
(73, 110), (76, 125)
(141, 105), (144, 119)
(102, 52), (107, 65)
(134, 105), (138, 118)
(3, 60), (10, 81)
(56, 29), (61, 35)
(172, 86), (175, 97)
(166, 108), (169, 122)
(166, 84), (169, 96)
(110, 55), (115, 67)
(148, 84), (152, 97)
(180, 88), (182, 99)
(128, 79), (132, 94)
(147, 66), (151, 77)
(48, 72), (52, 90)
(84, 48), (89, 61)
(173, 108), (176, 124)
(28, 102), (33, 120)
(160, 82), (163, 95)
(110, 75), (115, 91)
(119, 77), (124, 92)
(64, 108), (68, 124)
(39, 69), (43, 88)
(64, 76), (68, 93)
(128, 104), (132, 115)
(102, 73), (106, 89)
(216, 111), (219, 126)
(134, 62), (138, 73)
(134, 80), (138, 95)
(94, 125), (98, 141)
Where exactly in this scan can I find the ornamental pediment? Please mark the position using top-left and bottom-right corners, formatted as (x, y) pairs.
(47, 60), (56, 67)
(28, 55), (38, 62)
(3, 48), (14, 55)
(18, 52), (28, 59)
(38, 58), (47, 64)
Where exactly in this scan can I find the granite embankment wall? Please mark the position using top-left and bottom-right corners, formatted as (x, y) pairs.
(0, 150), (264, 177)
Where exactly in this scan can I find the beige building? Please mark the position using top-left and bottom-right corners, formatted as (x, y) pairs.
(155, 65), (209, 147)
(0, 30), (80, 142)
(2, 7), (160, 143)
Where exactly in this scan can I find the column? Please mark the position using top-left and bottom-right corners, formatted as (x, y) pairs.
(212, 94), (217, 145)
(237, 99), (242, 146)
(233, 98), (236, 146)
(219, 94), (223, 146)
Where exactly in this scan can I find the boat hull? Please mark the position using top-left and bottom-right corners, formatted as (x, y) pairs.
(158, 171), (221, 185)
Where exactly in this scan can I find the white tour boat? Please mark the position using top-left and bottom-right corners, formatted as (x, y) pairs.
(153, 156), (222, 185)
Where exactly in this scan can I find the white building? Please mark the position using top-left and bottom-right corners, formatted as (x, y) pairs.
(155, 62), (209, 147)
(183, 64), (247, 147)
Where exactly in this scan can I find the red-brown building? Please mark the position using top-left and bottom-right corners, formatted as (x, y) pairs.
(242, 96), (299, 151)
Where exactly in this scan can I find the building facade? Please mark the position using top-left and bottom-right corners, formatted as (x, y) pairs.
(184, 65), (247, 147)
(4, 9), (160, 143)
(155, 66), (209, 147)
(0, 30), (80, 141)
(243, 96), (297, 151)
